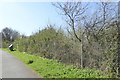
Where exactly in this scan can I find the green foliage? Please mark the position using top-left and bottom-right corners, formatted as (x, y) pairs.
(14, 37), (29, 52)
(14, 26), (81, 65)
(6, 24), (118, 77)
(3, 49), (111, 78)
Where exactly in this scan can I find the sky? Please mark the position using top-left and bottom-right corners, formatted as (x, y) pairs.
(0, 1), (118, 36)
(0, 2), (65, 36)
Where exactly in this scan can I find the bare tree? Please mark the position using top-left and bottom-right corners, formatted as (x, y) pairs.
(1, 27), (20, 48)
(52, 2), (88, 68)
(83, 2), (119, 77)
(53, 2), (119, 76)
(2, 27), (20, 42)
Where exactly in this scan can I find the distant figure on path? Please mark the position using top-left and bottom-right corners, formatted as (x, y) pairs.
(9, 44), (14, 51)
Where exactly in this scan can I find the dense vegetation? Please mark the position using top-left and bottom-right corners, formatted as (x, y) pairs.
(1, 2), (120, 78)
(3, 49), (111, 78)
(1, 25), (118, 78)
(14, 26), (82, 66)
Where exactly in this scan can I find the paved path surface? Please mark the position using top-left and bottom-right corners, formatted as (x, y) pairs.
(1, 50), (40, 78)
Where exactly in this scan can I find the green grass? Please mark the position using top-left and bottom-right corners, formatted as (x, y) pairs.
(2, 48), (112, 78)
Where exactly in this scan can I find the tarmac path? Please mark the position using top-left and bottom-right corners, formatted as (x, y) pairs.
(1, 50), (40, 78)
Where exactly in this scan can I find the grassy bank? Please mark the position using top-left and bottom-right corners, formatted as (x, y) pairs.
(2, 48), (111, 78)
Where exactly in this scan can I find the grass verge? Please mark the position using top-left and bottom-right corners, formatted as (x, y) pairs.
(2, 48), (112, 78)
